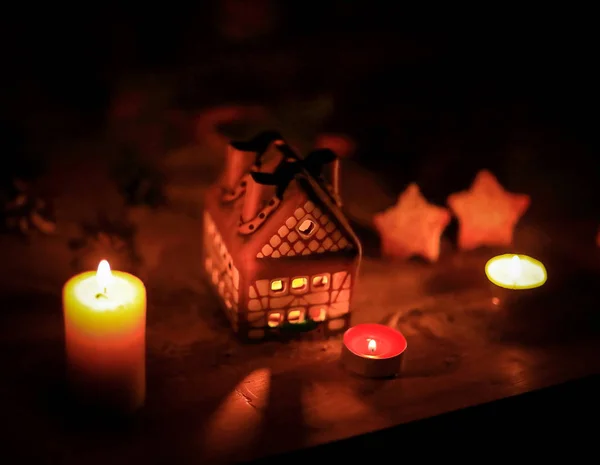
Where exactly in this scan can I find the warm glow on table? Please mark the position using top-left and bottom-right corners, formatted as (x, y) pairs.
(62, 260), (146, 411)
(485, 254), (547, 290)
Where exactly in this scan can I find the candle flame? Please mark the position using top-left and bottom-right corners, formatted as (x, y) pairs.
(368, 339), (377, 353)
(96, 260), (113, 293)
(509, 255), (522, 281)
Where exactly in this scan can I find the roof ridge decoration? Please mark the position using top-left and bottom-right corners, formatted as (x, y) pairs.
(234, 132), (342, 237)
(251, 146), (338, 200)
(222, 173), (250, 203)
(238, 196), (282, 235)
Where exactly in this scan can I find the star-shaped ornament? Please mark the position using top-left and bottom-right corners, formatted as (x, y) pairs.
(447, 170), (530, 250)
(374, 183), (451, 262)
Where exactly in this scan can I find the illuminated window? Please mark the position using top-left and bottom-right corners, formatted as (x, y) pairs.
(297, 216), (318, 239)
(268, 312), (283, 327)
(269, 278), (289, 295)
(311, 273), (330, 291)
(309, 306), (326, 322)
(270, 279), (285, 293)
(290, 277), (308, 294)
(288, 308), (305, 324)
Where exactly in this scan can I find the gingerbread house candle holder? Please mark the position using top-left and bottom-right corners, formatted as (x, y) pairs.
(202, 131), (362, 341)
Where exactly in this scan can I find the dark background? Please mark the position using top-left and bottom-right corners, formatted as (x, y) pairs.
(1, 7), (598, 323)
(2, 3), (598, 224)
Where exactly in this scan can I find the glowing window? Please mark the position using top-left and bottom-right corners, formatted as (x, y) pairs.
(288, 308), (305, 324)
(311, 273), (330, 291)
(270, 279), (285, 292)
(268, 312), (283, 327)
(309, 306), (326, 322)
(291, 277), (308, 293)
(297, 216), (318, 239)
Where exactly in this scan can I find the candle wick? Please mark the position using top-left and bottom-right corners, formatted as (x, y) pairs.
(95, 289), (109, 300)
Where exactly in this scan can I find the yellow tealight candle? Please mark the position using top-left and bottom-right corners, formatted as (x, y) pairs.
(485, 254), (547, 311)
(62, 260), (146, 411)
(485, 254), (547, 290)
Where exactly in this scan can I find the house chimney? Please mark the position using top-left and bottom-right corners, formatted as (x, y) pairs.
(241, 144), (283, 222)
(222, 144), (255, 193)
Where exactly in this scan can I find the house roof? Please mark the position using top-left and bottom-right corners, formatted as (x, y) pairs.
(205, 144), (362, 268)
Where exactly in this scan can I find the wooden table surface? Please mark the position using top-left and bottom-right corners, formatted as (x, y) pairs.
(0, 141), (598, 464)
(1, 214), (599, 464)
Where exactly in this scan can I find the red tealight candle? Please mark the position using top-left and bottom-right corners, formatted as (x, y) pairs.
(341, 323), (407, 378)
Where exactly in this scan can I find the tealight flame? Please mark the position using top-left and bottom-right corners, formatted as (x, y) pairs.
(368, 339), (377, 353)
(509, 255), (522, 282)
(96, 260), (113, 294)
